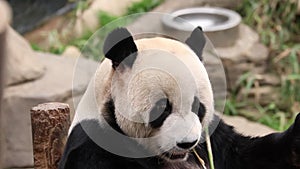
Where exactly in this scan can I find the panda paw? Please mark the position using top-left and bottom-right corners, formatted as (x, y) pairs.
(287, 113), (300, 167)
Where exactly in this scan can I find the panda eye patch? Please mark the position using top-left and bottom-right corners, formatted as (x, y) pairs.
(192, 97), (206, 122)
(149, 98), (172, 128)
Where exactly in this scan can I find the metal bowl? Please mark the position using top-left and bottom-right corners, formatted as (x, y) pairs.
(162, 7), (242, 47)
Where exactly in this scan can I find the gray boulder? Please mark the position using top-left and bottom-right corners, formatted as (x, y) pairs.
(2, 53), (97, 168)
(5, 27), (46, 86)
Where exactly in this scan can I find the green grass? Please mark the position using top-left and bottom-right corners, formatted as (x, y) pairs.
(226, 0), (300, 130)
(69, 31), (93, 50)
(127, 0), (163, 15)
(98, 0), (164, 27)
(47, 30), (67, 55)
(225, 68), (299, 130)
(31, 43), (43, 51)
(278, 45), (300, 106)
(237, 0), (299, 49)
(98, 11), (119, 26)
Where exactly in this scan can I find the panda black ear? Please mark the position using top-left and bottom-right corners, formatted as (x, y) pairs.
(103, 27), (138, 69)
(185, 26), (206, 61)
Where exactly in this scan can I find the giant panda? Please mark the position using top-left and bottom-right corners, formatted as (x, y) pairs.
(59, 27), (300, 169)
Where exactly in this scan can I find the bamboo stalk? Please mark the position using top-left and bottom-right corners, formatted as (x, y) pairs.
(205, 127), (215, 169)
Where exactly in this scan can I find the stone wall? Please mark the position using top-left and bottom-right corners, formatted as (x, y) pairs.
(5, 27), (45, 86)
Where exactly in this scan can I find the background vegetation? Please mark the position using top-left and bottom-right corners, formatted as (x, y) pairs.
(225, 0), (300, 130)
(31, 0), (300, 130)
(31, 0), (163, 56)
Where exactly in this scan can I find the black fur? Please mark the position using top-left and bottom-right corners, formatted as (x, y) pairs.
(59, 111), (300, 169)
(185, 27), (206, 61)
(58, 120), (144, 169)
(103, 27), (138, 69)
(203, 114), (300, 169)
(149, 98), (172, 128)
(192, 97), (206, 122)
(102, 98), (124, 134)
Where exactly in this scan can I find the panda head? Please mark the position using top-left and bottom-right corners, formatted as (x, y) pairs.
(99, 27), (214, 162)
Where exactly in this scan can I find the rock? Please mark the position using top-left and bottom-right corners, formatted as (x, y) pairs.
(73, 17), (85, 37)
(74, 9), (99, 35)
(224, 62), (267, 89)
(251, 65), (267, 74)
(82, 8), (99, 30)
(0, 1), (11, 33)
(2, 52), (98, 168)
(206, 25), (240, 48)
(239, 86), (280, 106)
(254, 74), (281, 86)
(216, 24), (259, 63)
(222, 115), (275, 136)
(223, 62), (253, 89)
(213, 25), (269, 89)
(246, 43), (269, 63)
(238, 107), (264, 121)
(62, 46), (81, 58)
(5, 27), (45, 86)
(0, 1), (11, 168)
(234, 63), (266, 74)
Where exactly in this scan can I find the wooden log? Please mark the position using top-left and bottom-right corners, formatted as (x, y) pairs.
(31, 102), (71, 169)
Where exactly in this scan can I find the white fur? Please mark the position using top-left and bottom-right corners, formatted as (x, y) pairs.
(135, 38), (214, 128)
(70, 37), (215, 161)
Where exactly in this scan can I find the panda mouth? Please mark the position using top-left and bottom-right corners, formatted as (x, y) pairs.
(162, 151), (188, 161)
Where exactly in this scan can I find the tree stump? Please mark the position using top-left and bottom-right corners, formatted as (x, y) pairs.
(31, 102), (70, 169)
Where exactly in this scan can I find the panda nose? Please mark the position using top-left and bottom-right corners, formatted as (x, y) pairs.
(176, 140), (198, 150)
